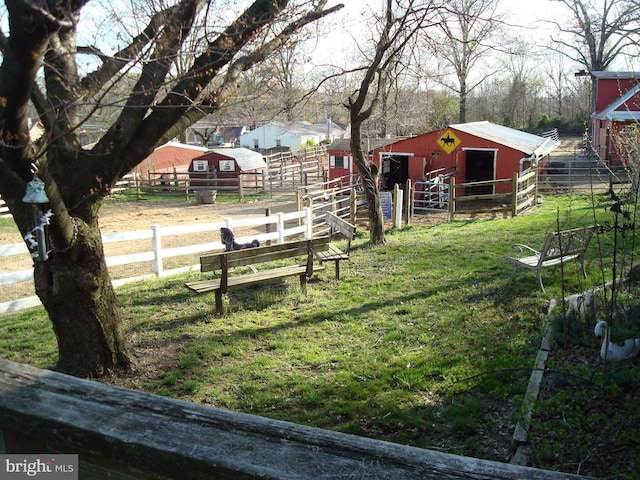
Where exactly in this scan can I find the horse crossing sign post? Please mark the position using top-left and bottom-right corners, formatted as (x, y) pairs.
(437, 129), (461, 154)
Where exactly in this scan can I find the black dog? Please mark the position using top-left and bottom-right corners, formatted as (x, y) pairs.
(220, 227), (260, 251)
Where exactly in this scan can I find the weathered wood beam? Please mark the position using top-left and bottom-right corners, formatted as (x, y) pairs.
(0, 359), (593, 479)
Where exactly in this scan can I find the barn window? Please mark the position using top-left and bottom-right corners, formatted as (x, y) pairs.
(253, 139), (259, 149)
(276, 139), (282, 148)
(332, 155), (346, 168)
(219, 160), (234, 172)
(193, 160), (208, 172)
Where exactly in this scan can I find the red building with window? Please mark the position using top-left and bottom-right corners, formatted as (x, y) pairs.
(188, 147), (267, 191)
(329, 122), (559, 195)
(591, 71), (640, 163)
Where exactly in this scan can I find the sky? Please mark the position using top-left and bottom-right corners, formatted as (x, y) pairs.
(309, 0), (637, 71)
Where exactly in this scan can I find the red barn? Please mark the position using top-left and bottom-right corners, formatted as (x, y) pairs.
(327, 138), (400, 182)
(189, 147), (267, 190)
(591, 71), (640, 163)
(363, 122), (559, 195)
(139, 141), (208, 173)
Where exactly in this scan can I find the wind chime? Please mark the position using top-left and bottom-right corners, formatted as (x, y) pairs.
(22, 177), (53, 262)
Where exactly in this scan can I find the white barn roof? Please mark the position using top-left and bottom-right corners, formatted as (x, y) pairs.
(211, 147), (266, 171)
(451, 121), (560, 159)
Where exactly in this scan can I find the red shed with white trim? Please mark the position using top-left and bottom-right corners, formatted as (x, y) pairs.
(366, 122), (559, 195)
(189, 147), (267, 190)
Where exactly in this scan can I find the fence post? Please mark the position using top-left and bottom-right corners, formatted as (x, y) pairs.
(265, 208), (271, 245)
(450, 178), (456, 221)
(393, 185), (403, 229)
(277, 212), (285, 244)
(512, 172), (519, 217)
(350, 189), (357, 224)
(151, 225), (163, 277)
(238, 176), (243, 202)
(404, 179), (411, 226)
(304, 207), (313, 239)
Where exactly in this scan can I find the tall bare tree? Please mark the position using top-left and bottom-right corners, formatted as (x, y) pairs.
(0, 0), (342, 377)
(346, 0), (438, 245)
(424, 0), (504, 123)
(549, 0), (640, 109)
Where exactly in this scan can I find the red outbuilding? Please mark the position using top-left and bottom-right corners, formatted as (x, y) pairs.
(188, 147), (267, 191)
(591, 71), (640, 163)
(139, 141), (208, 174)
(329, 122), (559, 195)
(327, 138), (400, 182)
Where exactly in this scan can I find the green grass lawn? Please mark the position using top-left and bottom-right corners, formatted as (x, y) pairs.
(1, 192), (637, 471)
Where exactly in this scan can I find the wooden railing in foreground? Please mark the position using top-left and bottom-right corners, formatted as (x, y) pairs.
(0, 359), (590, 480)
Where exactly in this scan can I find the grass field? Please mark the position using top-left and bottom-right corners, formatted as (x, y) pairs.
(1, 192), (638, 476)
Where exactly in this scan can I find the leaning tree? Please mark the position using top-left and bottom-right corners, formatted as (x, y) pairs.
(0, 0), (341, 377)
(345, 0), (438, 244)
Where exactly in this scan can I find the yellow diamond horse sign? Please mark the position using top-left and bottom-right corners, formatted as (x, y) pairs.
(437, 129), (461, 154)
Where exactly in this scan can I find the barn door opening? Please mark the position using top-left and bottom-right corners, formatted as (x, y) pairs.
(465, 150), (495, 195)
(382, 154), (409, 191)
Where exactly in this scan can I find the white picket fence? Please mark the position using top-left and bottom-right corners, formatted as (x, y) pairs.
(0, 208), (315, 315)
(0, 197), (9, 218)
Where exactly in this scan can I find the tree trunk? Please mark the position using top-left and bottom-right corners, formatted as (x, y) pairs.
(459, 76), (467, 123)
(34, 219), (131, 377)
(350, 121), (386, 245)
(361, 165), (386, 244)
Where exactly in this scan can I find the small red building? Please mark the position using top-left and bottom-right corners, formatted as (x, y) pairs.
(327, 138), (399, 181)
(329, 122), (559, 195)
(139, 141), (208, 173)
(591, 71), (640, 163)
(189, 147), (267, 190)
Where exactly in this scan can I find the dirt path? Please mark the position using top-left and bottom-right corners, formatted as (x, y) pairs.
(100, 196), (298, 231)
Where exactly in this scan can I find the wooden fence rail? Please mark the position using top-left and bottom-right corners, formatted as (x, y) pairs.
(0, 358), (590, 479)
(450, 169), (537, 219)
(0, 209), (314, 315)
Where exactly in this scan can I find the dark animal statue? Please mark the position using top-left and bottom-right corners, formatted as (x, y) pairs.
(220, 227), (260, 251)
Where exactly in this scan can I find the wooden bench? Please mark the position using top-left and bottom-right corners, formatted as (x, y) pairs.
(507, 225), (597, 292)
(315, 211), (357, 280)
(186, 236), (330, 315)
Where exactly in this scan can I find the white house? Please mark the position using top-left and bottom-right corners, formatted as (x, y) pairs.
(238, 120), (344, 150)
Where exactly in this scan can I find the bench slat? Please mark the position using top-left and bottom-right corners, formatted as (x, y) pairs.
(315, 244), (349, 262)
(186, 264), (325, 294)
(326, 212), (357, 240)
(201, 237), (330, 272)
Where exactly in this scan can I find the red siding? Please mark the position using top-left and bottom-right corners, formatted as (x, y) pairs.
(595, 78), (640, 112)
(140, 144), (207, 173)
(371, 129), (527, 194)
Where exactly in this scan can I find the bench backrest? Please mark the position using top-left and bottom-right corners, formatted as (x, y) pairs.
(540, 225), (597, 262)
(325, 211), (357, 254)
(201, 236), (331, 272)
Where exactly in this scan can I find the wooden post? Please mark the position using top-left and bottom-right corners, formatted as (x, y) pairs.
(512, 172), (519, 217)
(394, 186), (403, 229)
(350, 189), (357, 224)
(238, 175), (243, 202)
(392, 184), (400, 229)
(265, 208), (271, 245)
(151, 225), (163, 277)
(404, 179), (412, 226)
(450, 177), (456, 221)
(136, 172), (141, 200)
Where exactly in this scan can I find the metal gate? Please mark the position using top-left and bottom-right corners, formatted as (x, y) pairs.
(411, 167), (456, 221)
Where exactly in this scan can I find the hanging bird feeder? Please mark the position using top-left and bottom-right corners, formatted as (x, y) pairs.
(22, 177), (53, 262)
